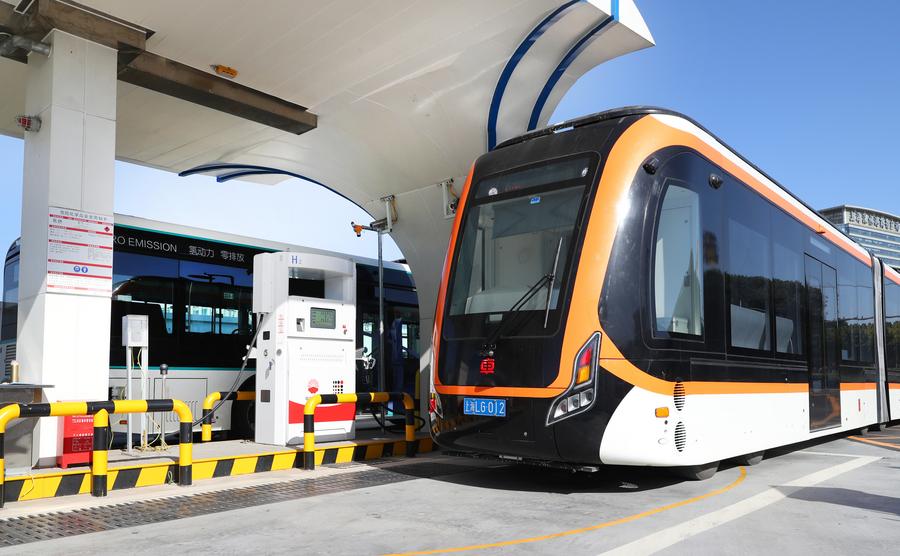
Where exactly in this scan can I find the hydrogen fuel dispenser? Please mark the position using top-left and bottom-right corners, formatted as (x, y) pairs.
(252, 251), (357, 446)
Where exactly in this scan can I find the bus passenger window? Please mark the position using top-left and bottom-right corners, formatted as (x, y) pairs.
(654, 182), (703, 336)
(772, 209), (804, 355)
(727, 189), (771, 351)
(884, 280), (900, 371)
(837, 255), (876, 363)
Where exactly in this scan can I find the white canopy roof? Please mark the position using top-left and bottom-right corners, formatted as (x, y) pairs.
(0, 0), (653, 338)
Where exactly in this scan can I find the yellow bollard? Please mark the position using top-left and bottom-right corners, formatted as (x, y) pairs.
(172, 399), (193, 486)
(92, 409), (109, 497)
(402, 393), (417, 456)
(0, 403), (22, 508)
(303, 394), (323, 470)
(201, 391), (222, 442)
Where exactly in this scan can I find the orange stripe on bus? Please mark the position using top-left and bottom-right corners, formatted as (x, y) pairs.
(433, 385), (566, 398)
(432, 165), (474, 388)
(889, 383), (900, 390)
(648, 116), (870, 266)
(885, 266), (900, 286)
(559, 114), (869, 399)
(839, 382), (877, 391)
(600, 355), (808, 396)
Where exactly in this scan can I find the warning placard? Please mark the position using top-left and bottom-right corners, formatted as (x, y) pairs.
(47, 206), (114, 297)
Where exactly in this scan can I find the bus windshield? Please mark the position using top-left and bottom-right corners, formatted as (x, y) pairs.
(446, 156), (594, 321)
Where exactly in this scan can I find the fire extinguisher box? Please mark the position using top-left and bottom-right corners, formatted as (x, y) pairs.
(58, 414), (94, 468)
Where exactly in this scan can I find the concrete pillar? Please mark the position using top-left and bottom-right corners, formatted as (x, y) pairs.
(17, 30), (117, 466)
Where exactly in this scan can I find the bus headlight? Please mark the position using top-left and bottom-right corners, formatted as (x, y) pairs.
(547, 332), (600, 425)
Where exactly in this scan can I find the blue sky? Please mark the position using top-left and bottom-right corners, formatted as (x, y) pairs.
(2, 0), (900, 295)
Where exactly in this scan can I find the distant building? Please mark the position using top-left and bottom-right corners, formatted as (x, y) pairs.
(820, 205), (900, 269)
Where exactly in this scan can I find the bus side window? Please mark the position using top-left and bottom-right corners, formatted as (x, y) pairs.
(835, 252), (875, 365)
(653, 180), (704, 336)
(725, 183), (772, 352)
(771, 208), (805, 355)
(884, 279), (900, 373)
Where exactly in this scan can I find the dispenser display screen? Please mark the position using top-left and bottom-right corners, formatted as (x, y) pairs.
(310, 307), (336, 329)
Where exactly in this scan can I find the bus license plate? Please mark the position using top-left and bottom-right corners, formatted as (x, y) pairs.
(463, 398), (507, 417)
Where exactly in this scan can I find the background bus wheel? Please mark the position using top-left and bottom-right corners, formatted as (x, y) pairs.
(674, 461), (719, 481)
(230, 399), (255, 440)
(734, 451), (764, 466)
(856, 426), (870, 437)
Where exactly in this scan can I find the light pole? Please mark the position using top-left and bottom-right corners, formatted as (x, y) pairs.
(352, 195), (395, 432)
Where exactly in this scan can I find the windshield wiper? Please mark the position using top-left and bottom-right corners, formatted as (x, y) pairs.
(480, 236), (565, 355)
(543, 237), (563, 328)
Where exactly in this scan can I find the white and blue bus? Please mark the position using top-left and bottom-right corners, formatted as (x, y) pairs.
(0, 214), (419, 437)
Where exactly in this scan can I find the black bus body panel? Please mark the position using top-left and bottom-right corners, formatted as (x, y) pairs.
(597, 146), (877, 389)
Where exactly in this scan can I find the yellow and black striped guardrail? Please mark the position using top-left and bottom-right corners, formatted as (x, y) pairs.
(201, 391), (256, 442)
(303, 392), (416, 470)
(0, 399), (193, 508)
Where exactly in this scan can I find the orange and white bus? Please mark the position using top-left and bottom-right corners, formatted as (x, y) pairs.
(430, 107), (898, 479)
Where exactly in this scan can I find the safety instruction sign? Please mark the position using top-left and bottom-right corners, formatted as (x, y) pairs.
(47, 206), (114, 296)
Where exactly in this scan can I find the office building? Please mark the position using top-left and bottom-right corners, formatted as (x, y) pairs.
(820, 205), (900, 269)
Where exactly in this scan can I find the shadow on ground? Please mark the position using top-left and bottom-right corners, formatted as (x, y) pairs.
(783, 486), (900, 518)
(379, 458), (695, 494)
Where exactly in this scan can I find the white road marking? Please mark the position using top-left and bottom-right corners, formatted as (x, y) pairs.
(599, 455), (880, 556)
(798, 451), (871, 458)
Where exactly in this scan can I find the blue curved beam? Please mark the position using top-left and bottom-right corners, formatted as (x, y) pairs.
(213, 169), (290, 182)
(527, 13), (616, 132)
(178, 163), (367, 212)
(486, 0), (582, 151)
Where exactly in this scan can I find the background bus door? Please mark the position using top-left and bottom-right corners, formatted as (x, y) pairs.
(873, 258), (890, 424)
(805, 255), (841, 431)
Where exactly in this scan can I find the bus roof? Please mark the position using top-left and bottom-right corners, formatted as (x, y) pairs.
(495, 106), (874, 269)
(4, 214), (410, 273)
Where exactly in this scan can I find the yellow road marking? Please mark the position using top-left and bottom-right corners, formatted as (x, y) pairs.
(849, 436), (900, 450)
(386, 466), (747, 556)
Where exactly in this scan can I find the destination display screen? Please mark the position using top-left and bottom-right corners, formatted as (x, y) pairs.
(310, 307), (336, 329)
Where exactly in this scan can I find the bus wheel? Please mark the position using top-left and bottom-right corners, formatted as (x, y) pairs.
(674, 461), (719, 481)
(855, 426), (870, 437)
(869, 423), (886, 432)
(734, 451), (764, 466)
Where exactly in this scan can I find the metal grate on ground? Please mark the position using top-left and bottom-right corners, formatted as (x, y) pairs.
(0, 461), (480, 547)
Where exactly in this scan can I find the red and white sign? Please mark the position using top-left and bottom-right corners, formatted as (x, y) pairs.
(47, 206), (114, 297)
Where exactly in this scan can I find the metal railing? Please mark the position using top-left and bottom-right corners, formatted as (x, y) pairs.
(303, 392), (416, 470)
(0, 399), (193, 507)
(201, 391), (256, 442)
